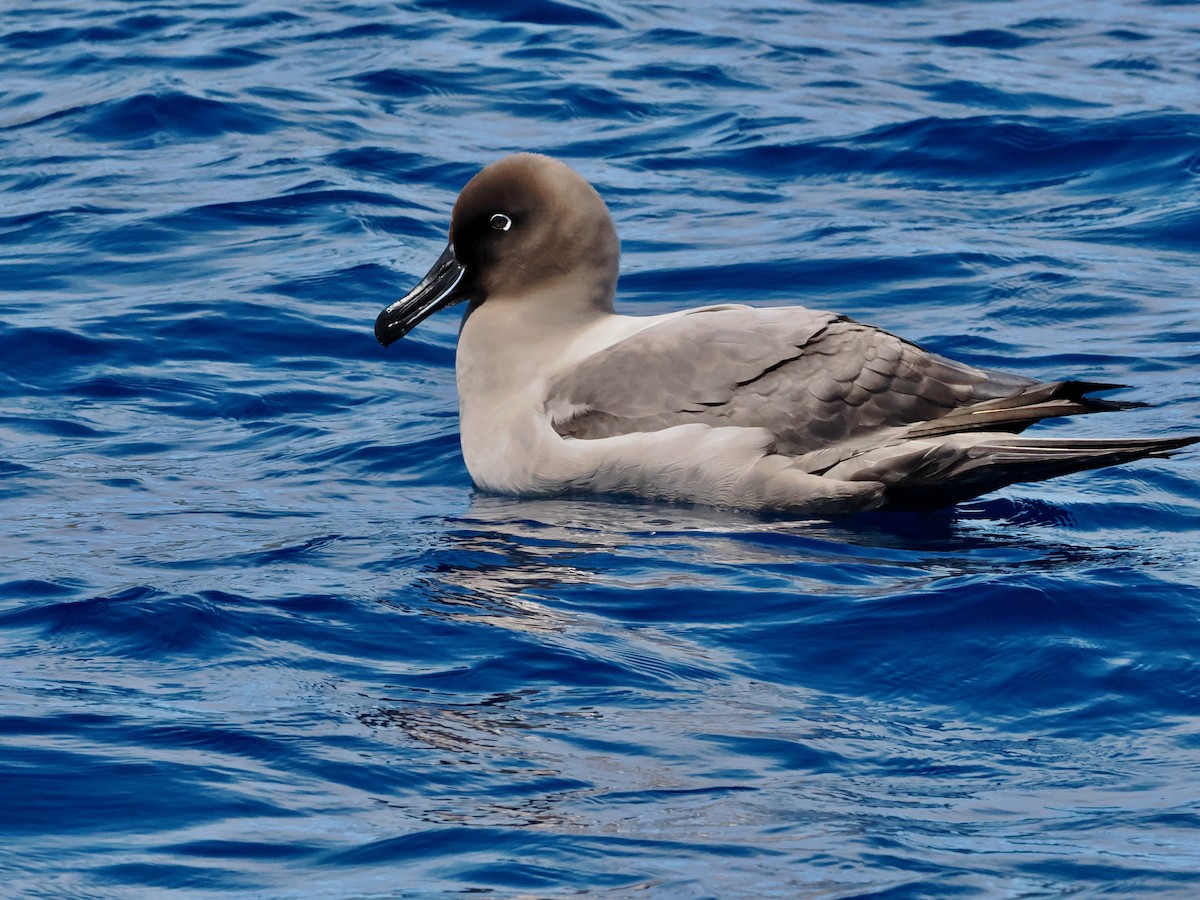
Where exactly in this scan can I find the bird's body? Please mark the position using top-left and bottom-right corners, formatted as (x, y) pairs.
(376, 153), (1196, 515)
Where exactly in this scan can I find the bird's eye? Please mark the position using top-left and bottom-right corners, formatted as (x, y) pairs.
(489, 213), (512, 232)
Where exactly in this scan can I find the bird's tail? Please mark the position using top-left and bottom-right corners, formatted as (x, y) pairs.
(859, 434), (1199, 508)
(904, 380), (1144, 440)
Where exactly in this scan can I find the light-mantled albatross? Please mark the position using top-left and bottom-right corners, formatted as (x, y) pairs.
(375, 153), (1197, 516)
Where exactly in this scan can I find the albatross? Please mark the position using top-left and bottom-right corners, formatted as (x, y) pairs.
(375, 153), (1196, 516)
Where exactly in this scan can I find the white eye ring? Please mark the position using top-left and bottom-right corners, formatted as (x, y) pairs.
(490, 213), (512, 232)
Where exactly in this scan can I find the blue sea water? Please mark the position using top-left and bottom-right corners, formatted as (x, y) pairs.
(2, 0), (1200, 895)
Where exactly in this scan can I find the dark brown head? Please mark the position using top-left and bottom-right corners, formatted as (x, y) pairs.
(375, 154), (620, 346)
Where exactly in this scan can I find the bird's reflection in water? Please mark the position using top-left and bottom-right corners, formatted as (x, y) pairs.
(439, 493), (1106, 588)
(374, 492), (1129, 646)
(354, 491), (1161, 833)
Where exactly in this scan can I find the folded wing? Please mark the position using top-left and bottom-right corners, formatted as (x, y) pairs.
(548, 304), (1050, 454)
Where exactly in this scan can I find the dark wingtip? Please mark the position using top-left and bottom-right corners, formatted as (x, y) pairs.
(1062, 381), (1146, 411)
(1149, 434), (1200, 456)
(1073, 382), (1129, 392)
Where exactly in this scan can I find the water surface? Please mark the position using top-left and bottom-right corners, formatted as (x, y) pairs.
(2, 0), (1199, 895)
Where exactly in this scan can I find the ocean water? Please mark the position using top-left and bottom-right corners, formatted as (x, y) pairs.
(2, 0), (1199, 895)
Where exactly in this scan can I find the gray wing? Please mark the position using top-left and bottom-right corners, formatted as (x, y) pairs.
(547, 305), (1038, 455)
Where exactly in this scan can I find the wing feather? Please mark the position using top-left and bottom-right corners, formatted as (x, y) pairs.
(548, 305), (1039, 453)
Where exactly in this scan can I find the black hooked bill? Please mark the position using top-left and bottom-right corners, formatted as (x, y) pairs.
(375, 242), (466, 347)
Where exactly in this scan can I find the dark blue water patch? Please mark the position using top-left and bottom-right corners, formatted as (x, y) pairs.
(8, 314), (364, 402)
(1093, 56), (1161, 72)
(411, 0), (622, 30)
(933, 28), (1043, 50)
(69, 373), (206, 403)
(362, 212), (445, 241)
(319, 825), (764, 890)
(698, 733), (847, 775)
(0, 460), (49, 498)
(301, 21), (428, 42)
(213, 591), (478, 678)
(1080, 205), (1200, 252)
(0, 579), (82, 602)
(126, 301), (378, 366)
(1017, 18), (1080, 32)
(729, 568), (1200, 725)
(265, 262), (418, 305)
(1, 13), (184, 50)
(472, 24), (535, 46)
(0, 413), (109, 439)
(157, 839), (317, 862)
(140, 384), (353, 423)
(91, 862), (259, 892)
(156, 186), (409, 232)
(611, 62), (763, 93)
(633, 26), (744, 50)
(0, 205), (127, 243)
(0, 89), (43, 118)
(208, 420), (332, 457)
(600, 783), (758, 805)
(242, 86), (322, 107)
(1014, 859), (1200, 892)
(82, 220), (187, 258)
(911, 78), (1100, 112)
(453, 858), (637, 893)
(325, 146), (455, 190)
(117, 13), (182, 35)
(893, 113), (1200, 186)
(0, 739), (292, 837)
(382, 630), (673, 692)
(2, 26), (118, 50)
(644, 113), (1200, 195)
(286, 428), (463, 483)
(952, 496), (1078, 528)
(40, 47), (274, 77)
(0, 587), (244, 659)
(70, 91), (283, 145)
(242, 534), (350, 566)
(89, 720), (299, 781)
(497, 82), (648, 121)
(620, 251), (989, 302)
(349, 67), (497, 100)
(1103, 28), (1153, 41)
(168, 47), (276, 71)
(220, 10), (307, 31)
(0, 260), (66, 292)
(0, 327), (141, 388)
